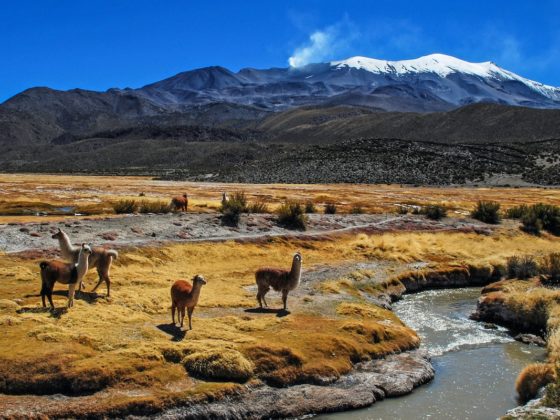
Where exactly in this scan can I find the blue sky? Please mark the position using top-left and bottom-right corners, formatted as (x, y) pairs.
(1, 0), (559, 101)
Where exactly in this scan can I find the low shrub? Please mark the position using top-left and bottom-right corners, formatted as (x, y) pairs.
(304, 201), (316, 214)
(506, 255), (539, 279)
(182, 349), (254, 383)
(396, 206), (409, 215)
(506, 203), (560, 236)
(138, 200), (172, 214)
(541, 253), (560, 285)
(350, 205), (364, 214)
(471, 201), (501, 224)
(505, 204), (529, 219)
(112, 199), (138, 214)
(220, 191), (248, 227)
(516, 363), (555, 403)
(423, 205), (447, 220)
(277, 202), (307, 230)
(324, 203), (337, 214)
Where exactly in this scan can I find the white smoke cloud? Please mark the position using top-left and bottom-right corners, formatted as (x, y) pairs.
(288, 20), (358, 68)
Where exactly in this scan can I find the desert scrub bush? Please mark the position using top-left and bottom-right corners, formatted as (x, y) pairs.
(220, 191), (248, 226)
(471, 201), (501, 224)
(350, 205), (364, 214)
(516, 363), (555, 403)
(324, 203), (337, 214)
(507, 255), (539, 279)
(543, 365), (560, 407)
(182, 348), (254, 383)
(396, 206), (409, 215)
(277, 201), (307, 230)
(542, 253), (560, 285)
(505, 204), (529, 219)
(138, 200), (171, 214)
(423, 205), (447, 220)
(247, 200), (269, 214)
(304, 201), (316, 214)
(112, 199), (138, 214)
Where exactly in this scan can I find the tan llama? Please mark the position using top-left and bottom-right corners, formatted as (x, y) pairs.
(171, 193), (188, 212)
(170, 275), (207, 329)
(255, 252), (302, 310)
(52, 228), (118, 296)
(39, 243), (91, 308)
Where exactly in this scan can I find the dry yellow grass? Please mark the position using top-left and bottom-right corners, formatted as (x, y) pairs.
(2, 173), (560, 222)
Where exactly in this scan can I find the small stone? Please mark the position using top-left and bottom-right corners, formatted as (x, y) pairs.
(19, 227), (30, 233)
(100, 232), (118, 241)
(515, 333), (546, 347)
(30, 232), (41, 237)
(483, 322), (498, 330)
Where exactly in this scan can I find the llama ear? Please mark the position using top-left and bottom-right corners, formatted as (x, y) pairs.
(58, 227), (62, 232)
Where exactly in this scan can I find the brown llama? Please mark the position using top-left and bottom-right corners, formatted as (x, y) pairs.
(170, 275), (207, 329)
(255, 252), (302, 310)
(40, 243), (91, 308)
(52, 228), (118, 297)
(171, 193), (188, 212)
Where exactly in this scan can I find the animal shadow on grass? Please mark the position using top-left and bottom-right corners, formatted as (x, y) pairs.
(244, 307), (290, 318)
(17, 306), (68, 319)
(157, 323), (187, 342)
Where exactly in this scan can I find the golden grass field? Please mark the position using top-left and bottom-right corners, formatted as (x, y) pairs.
(1, 174), (560, 416)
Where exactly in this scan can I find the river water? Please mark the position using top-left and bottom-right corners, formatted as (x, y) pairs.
(319, 288), (546, 420)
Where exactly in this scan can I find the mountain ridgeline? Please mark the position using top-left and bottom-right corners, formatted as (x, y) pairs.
(1, 54), (559, 185)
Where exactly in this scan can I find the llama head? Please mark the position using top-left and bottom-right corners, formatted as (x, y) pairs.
(81, 243), (92, 255)
(183, 193), (188, 198)
(51, 227), (64, 239)
(293, 252), (302, 263)
(193, 274), (207, 285)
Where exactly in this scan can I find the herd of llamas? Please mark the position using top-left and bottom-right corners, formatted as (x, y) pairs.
(38, 192), (303, 330)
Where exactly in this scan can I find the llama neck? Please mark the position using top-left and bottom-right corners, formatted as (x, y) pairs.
(58, 232), (78, 259)
(289, 258), (302, 288)
(190, 283), (203, 304)
(76, 250), (89, 280)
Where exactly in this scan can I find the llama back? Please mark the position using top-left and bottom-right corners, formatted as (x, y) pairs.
(171, 280), (193, 303)
(255, 268), (290, 291)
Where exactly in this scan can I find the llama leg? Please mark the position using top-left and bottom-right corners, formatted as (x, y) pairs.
(104, 275), (111, 297)
(91, 277), (104, 293)
(47, 287), (55, 309)
(171, 302), (177, 324)
(262, 287), (269, 307)
(187, 307), (194, 330)
(282, 290), (289, 310)
(68, 283), (77, 308)
(180, 308), (186, 328)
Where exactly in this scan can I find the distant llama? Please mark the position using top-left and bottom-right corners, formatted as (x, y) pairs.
(40, 243), (91, 308)
(52, 228), (118, 296)
(171, 193), (188, 212)
(170, 275), (207, 329)
(221, 192), (229, 207)
(255, 252), (302, 310)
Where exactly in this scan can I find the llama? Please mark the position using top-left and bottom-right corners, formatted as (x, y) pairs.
(40, 243), (91, 309)
(255, 252), (302, 310)
(171, 193), (188, 212)
(170, 275), (207, 329)
(52, 228), (118, 297)
(221, 192), (229, 207)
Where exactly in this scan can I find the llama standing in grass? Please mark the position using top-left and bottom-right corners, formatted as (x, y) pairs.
(52, 228), (118, 297)
(255, 252), (302, 310)
(170, 275), (207, 329)
(171, 193), (188, 212)
(221, 192), (228, 207)
(40, 243), (91, 309)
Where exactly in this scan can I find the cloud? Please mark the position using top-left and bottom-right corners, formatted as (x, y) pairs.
(288, 20), (359, 67)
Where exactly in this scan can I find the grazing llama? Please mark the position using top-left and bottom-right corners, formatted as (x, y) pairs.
(170, 275), (207, 329)
(255, 252), (302, 310)
(52, 228), (118, 296)
(171, 193), (188, 212)
(40, 243), (91, 309)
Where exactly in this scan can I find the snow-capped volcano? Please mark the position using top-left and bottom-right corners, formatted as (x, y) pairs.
(331, 53), (560, 101)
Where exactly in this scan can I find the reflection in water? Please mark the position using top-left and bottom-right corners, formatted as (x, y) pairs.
(319, 288), (546, 420)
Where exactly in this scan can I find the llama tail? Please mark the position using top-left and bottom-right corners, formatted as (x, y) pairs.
(106, 250), (118, 259)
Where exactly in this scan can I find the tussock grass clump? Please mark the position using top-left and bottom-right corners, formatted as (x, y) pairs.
(244, 344), (304, 386)
(516, 363), (555, 403)
(182, 348), (254, 383)
(423, 204), (447, 220)
(324, 203), (337, 214)
(220, 192), (248, 227)
(305, 201), (316, 214)
(506, 255), (539, 279)
(247, 200), (269, 214)
(112, 199), (138, 214)
(396, 206), (409, 215)
(277, 202), (307, 230)
(506, 203), (560, 235)
(505, 204), (529, 219)
(471, 201), (501, 224)
(138, 200), (172, 214)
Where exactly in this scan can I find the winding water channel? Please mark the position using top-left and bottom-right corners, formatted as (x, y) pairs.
(320, 288), (546, 420)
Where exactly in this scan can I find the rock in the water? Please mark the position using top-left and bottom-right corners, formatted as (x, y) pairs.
(515, 333), (547, 347)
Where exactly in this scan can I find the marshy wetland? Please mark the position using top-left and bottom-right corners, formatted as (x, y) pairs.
(1, 174), (560, 418)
